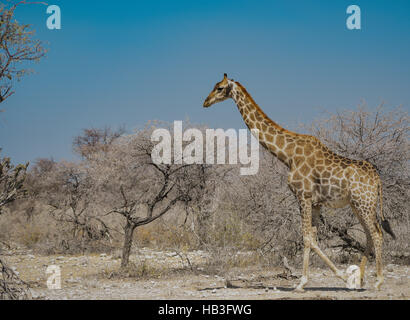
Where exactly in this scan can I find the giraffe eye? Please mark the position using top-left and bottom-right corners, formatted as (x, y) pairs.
(217, 87), (223, 91)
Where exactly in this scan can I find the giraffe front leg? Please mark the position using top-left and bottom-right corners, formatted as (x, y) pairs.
(294, 198), (313, 292)
(309, 241), (347, 283)
(295, 239), (310, 292)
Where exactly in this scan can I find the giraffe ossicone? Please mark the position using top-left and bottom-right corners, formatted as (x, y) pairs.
(203, 73), (396, 291)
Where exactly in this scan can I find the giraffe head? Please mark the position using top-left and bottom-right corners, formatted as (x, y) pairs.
(203, 73), (233, 108)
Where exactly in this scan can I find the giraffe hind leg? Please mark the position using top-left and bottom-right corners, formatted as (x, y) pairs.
(350, 204), (372, 287)
(359, 231), (372, 287)
(294, 198), (312, 292)
(351, 202), (384, 290)
(373, 223), (384, 290)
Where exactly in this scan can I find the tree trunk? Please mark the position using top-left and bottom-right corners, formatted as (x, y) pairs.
(196, 209), (211, 246)
(121, 221), (136, 268)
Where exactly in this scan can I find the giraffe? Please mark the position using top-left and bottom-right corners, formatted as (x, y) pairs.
(203, 74), (396, 291)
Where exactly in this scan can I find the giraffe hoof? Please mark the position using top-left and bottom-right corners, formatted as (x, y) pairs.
(374, 278), (384, 291)
(336, 270), (348, 283)
(360, 276), (366, 288)
(294, 286), (305, 293)
(294, 276), (308, 292)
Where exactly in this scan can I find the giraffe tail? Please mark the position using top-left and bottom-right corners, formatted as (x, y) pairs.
(378, 180), (396, 240)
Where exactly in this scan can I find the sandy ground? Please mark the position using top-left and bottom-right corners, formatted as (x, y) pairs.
(2, 247), (409, 300)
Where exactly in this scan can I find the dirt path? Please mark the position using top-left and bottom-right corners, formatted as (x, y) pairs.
(2, 248), (409, 300)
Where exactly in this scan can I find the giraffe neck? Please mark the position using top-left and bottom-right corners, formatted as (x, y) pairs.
(230, 81), (297, 168)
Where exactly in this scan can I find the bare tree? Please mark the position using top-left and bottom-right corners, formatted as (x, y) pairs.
(0, 257), (31, 300)
(0, 151), (27, 215)
(73, 126), (126, 159)
(88, 124), (211, 267)
(227, 149), (302, 260)
(0, 151), (29, 300)
(29, 160), (112, 253)
(0, 0), (45, 212)
(0, 0), (46, 104)
(0, 1), (46, 299)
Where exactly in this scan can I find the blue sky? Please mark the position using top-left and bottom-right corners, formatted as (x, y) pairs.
(1, 0), (409, 164)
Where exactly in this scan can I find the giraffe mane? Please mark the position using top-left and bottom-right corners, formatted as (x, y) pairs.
(234, 81), (302, 137)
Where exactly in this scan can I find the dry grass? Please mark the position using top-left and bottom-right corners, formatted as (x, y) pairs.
(100, 260), (164, 280)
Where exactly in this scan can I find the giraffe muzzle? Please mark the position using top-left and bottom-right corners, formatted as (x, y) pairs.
(203, 98), (211, 108)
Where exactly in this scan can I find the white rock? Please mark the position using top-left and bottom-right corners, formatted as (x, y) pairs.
(346, 265), (361, 290)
